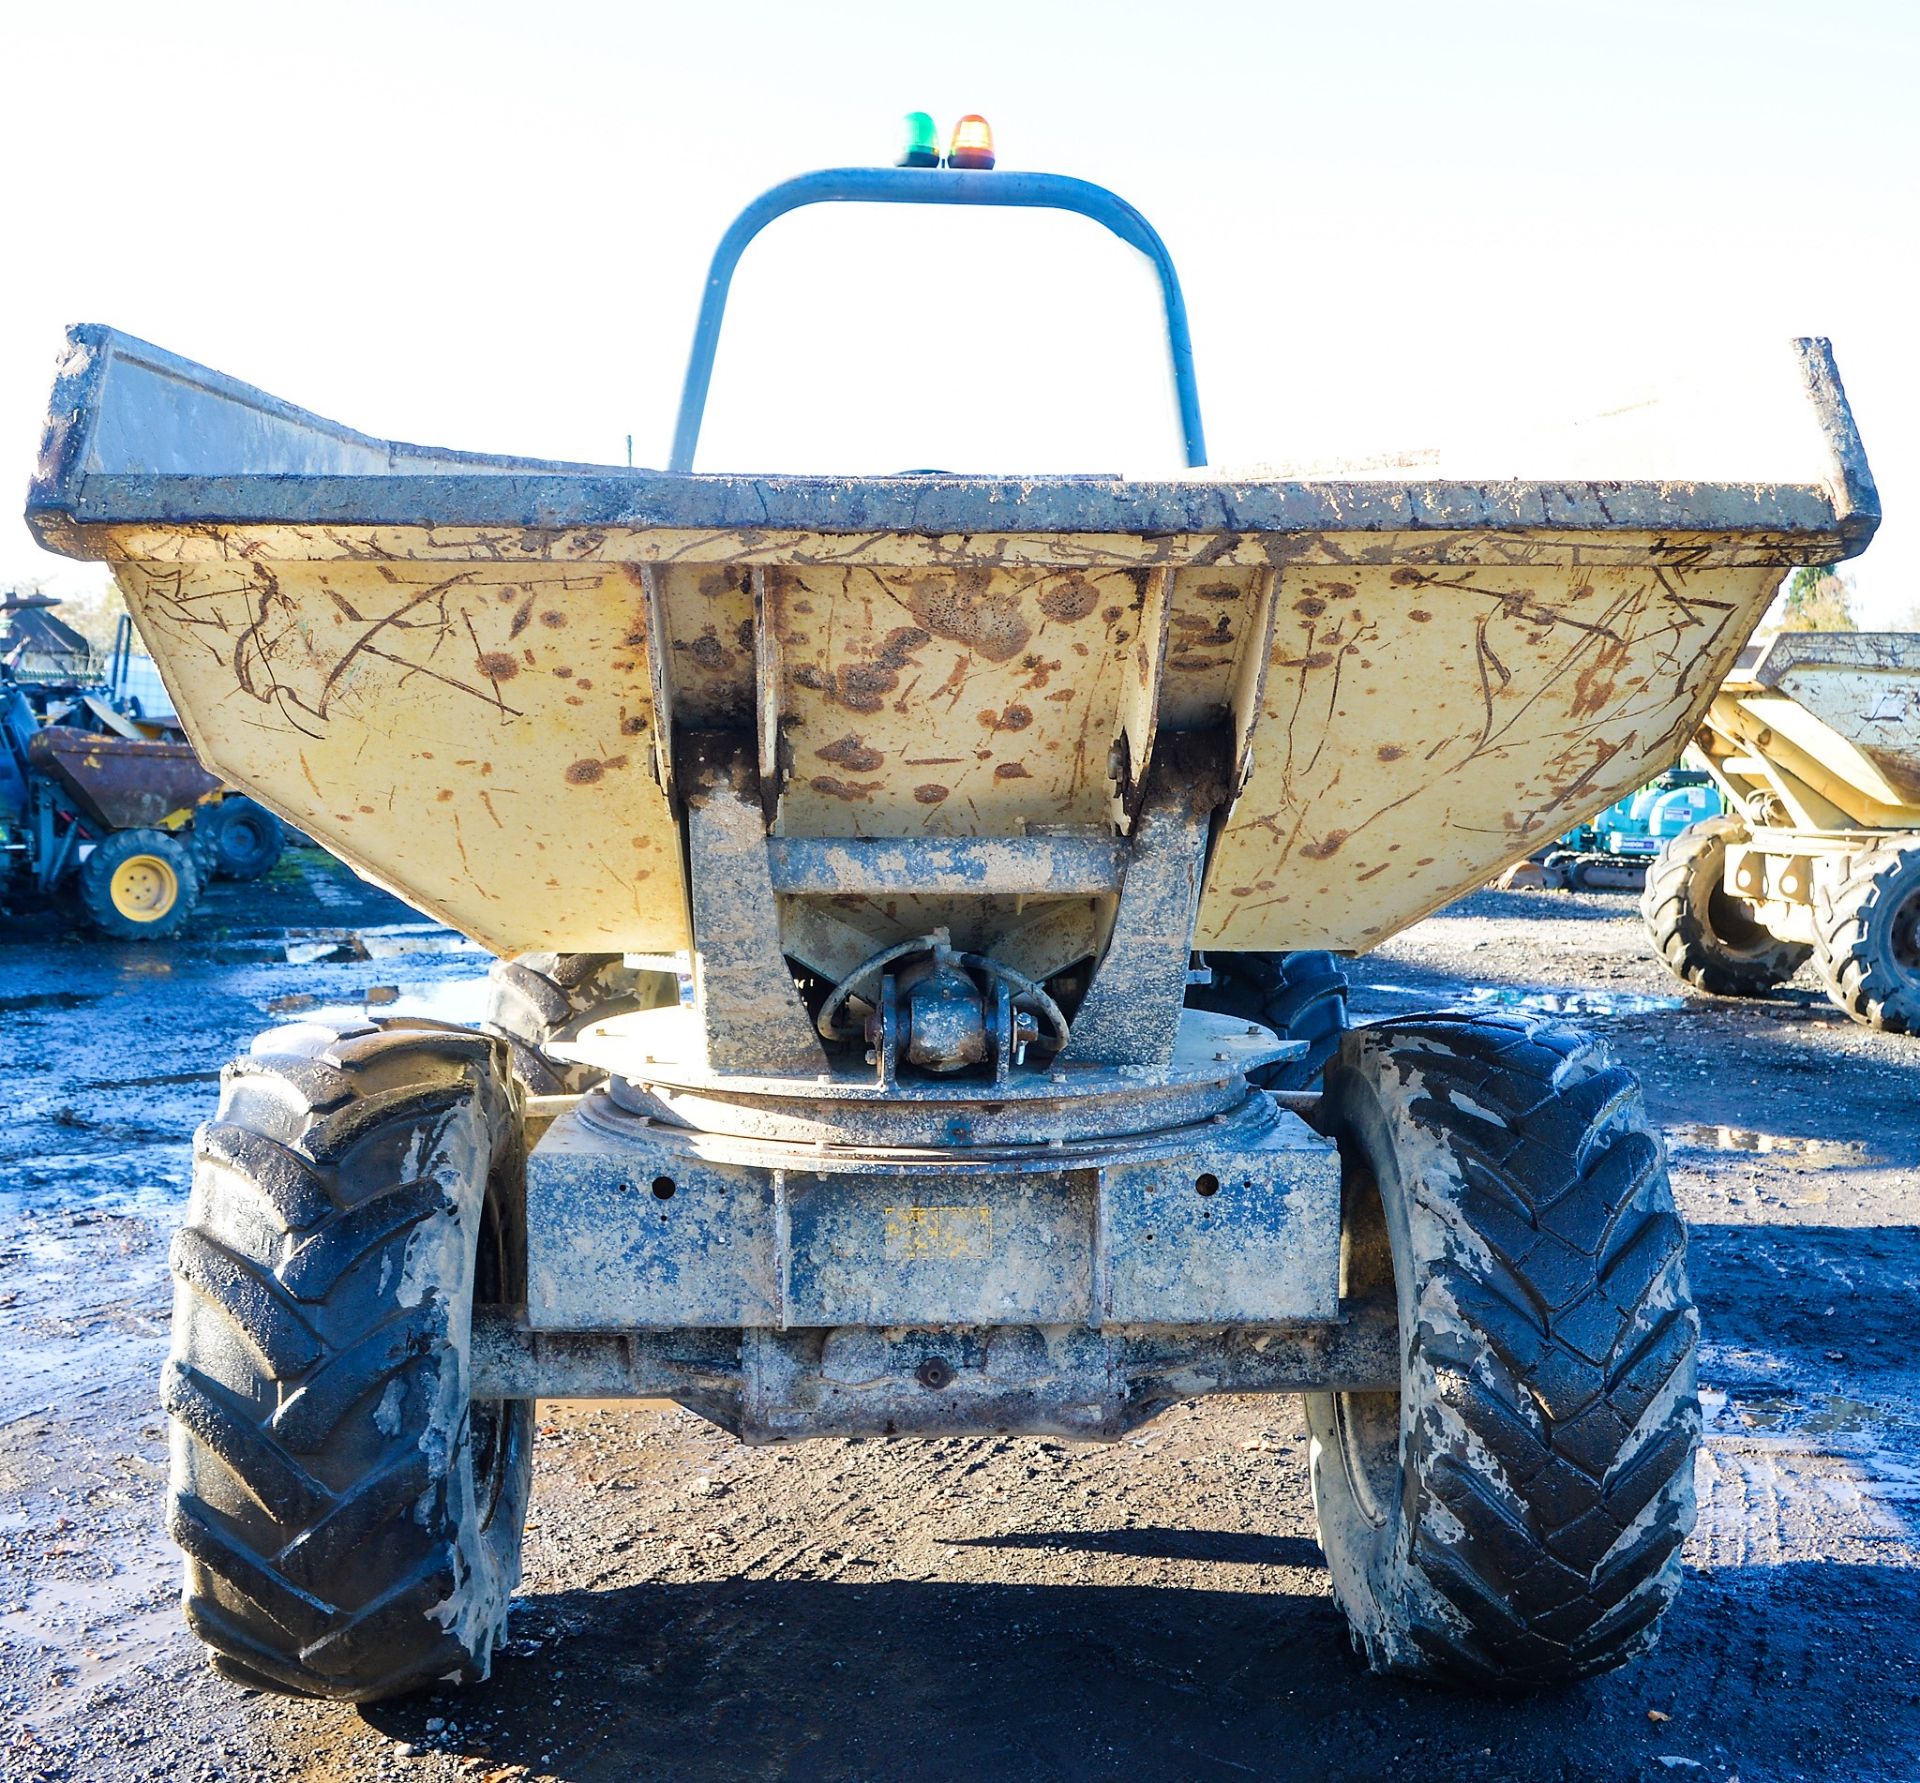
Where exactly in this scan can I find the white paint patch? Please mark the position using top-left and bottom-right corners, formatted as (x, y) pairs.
(371, 1376), (405, 1436)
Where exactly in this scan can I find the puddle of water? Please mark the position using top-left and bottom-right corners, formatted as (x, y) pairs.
(1700, 1383), (1920, 1452)
(268, 976), (491, 1030)
(1458, 985), (1686, 1018)
(0, 991), (97, 1015)
(1665, 1123), (1878, 1163)
(1704, 1387), (1892, 1438)
(285, 938), (354, 965)
(358, 924), (486, 960)
(1697, 1341), (1794, 1381)
(281, 922), (486, 966)
(1359, 982), (1685, 1018)
(0, 1545), (182, 1722)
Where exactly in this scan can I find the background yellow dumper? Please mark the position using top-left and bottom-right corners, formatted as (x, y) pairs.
(1645, 630), (1920, 1030)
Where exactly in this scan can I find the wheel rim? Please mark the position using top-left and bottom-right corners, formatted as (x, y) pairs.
(109, 853), (179, 921)
(1705, 884), (1776, 956)
(227, 818), (267, 862)
(1330, 1155), (1402, 1531)
(1693, 834), (1782, 963)
(1890, 883), (1920, 979)
(470, 1170), (518, 1533)
(1334, 1390), (1400, 1530)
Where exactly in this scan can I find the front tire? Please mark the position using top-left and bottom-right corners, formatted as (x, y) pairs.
(1641, 815), (1808, 996)
(1307, 1014), (1698, 1685)
(76, 827), (202, 940)
(164, 1018), (531, 1701)
(1813, 838), (1920, 1032)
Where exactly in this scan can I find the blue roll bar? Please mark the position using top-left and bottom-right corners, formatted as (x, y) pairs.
(668, 166), (1208, 473)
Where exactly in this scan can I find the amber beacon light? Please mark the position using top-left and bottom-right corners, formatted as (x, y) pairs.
(947, 114), (996, 170)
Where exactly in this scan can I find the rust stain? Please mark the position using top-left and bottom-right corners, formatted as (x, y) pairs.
(1569, 640), (1630, 720)
(815, 734), (885, 773)
(565, 754), (628, 786)
(476, 651), (518, 680)
(792, 626), (931, 713)
(902, 572), (1031, 663)
(993, 761), (1032, 780)
(683, 629), (737, 674)
(1037, 575), (1101, 623)
(913, 782), (951, 804)
(696, 567), (741, 598)
(1018, 653), (1061, 689)
(810, 774), (881, 801)
(1300, 830), (1348, 860)
(1168, 614), (1232, 674)
(1377, 744), (1406, 762)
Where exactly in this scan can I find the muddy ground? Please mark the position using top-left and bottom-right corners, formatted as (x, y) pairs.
(2, 851), (1918, 1783)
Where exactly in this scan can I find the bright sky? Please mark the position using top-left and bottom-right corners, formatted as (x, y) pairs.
(3, 0), (1915, 614)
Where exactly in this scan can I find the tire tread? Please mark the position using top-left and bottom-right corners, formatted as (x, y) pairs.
(1812, 837), (1920, 1032)
(165, 1019), (526, 1701)
(1314, 1012), (1699, 1686)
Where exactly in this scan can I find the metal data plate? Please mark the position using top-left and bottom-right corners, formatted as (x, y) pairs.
(526, 1101), (1339, 1331)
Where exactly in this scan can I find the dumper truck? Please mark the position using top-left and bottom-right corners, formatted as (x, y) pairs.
(1, 595), (286, 935)
(1, 663), (215, 937)
(26, 148), (1878, 1703)
(1644, 631), (1920, 1029)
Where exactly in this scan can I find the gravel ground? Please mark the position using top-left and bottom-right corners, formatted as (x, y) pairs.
(2, 859), (1917, 1783)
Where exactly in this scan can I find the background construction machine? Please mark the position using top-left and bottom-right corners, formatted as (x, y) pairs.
(1644, 631), (1920, 1030)
(1, 594), (284, 936)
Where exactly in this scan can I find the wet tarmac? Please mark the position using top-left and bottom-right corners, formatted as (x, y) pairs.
(2, 863), (1919, 1782)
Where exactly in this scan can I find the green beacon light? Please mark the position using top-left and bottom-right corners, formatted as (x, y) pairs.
(896, 111), (941, 168)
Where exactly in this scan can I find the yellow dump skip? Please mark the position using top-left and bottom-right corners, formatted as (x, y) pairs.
(28, 326), (1878, 960)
